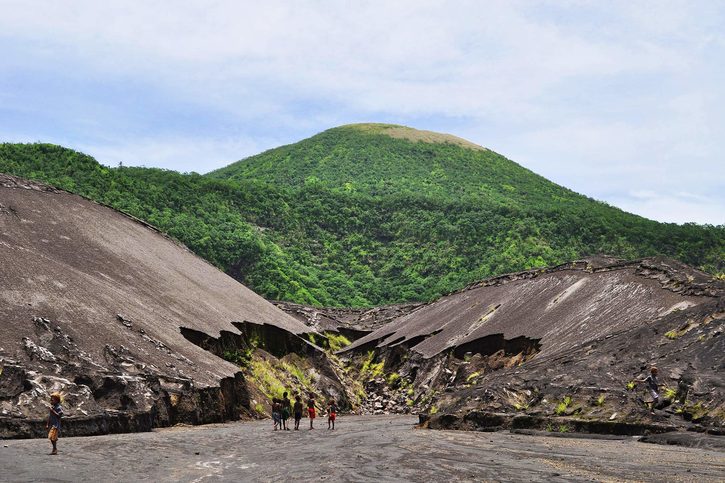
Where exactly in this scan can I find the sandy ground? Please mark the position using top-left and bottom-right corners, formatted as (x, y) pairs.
(1, 416), (723, 482)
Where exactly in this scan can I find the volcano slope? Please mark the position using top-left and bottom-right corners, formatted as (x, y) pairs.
(0, 174), (354, 438)
(340, 257), (724, 433)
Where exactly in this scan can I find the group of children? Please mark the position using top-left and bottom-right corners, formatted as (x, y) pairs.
(271, 392), (337, 431)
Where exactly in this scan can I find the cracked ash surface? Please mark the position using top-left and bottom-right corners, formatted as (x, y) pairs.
(1, 415), (724, 482)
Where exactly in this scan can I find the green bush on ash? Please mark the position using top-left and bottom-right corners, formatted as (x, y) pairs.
(247, 358), (287, 399)
(324, 332), (352, 352)
(222, 348), (253, 367)
(663, 387), (677, 400)
(359, 350), (385, 381)
(664, 330), (680, 340)
(281, 360), (313, 389)
(466, 371), (481, 383)
(555, 396), (572, 415)
(386, 372), (401, 388)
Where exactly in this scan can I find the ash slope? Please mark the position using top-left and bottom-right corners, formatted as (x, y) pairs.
(345, 257), (717, 359)
(341, 257), (724, 431)
(0, 174), (314, 437)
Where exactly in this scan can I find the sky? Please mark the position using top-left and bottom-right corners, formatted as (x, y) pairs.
(0, 1), (723, 225)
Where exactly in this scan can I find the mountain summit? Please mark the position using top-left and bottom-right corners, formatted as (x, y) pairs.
(209, 123), (563, 205)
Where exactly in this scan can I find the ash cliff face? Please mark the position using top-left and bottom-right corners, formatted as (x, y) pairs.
(0, 174), (324, 437)
(334, 257), (724, 433)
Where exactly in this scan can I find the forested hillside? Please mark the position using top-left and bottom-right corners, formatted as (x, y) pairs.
(1, 125), (722, 307)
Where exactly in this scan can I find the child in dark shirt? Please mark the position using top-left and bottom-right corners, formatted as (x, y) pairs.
(46, 393), (64, 455)
(281, 392), (291, 431)
(293, 394), (303, 430)
(272, 398), (281, 431)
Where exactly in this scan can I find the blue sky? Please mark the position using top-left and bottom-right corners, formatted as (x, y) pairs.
(1, 0), (723, 224)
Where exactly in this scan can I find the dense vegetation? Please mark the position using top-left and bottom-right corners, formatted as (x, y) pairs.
(1, 124), (722, 307)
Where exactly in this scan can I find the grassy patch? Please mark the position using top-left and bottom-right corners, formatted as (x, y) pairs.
(555, 396), (572, 415)
(281, 360), (313, 389)
(248, 358), (286, 399)
(558, 424), (570, 433)
(513, 402), (529, 411)
(626, 381), (636, 391)
(429, 405), (438, 415)
(386, 372), (401, 387)
(359, 350), (385, 381)
(663, 387), (677, 400)
(664, 330), (680, 340)
(222, 348), (253, 367)
(325, 332), (352, 352)
(595, 394), (606, 407)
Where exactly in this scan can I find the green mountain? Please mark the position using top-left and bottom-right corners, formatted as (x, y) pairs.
(1, 124), (722, 307)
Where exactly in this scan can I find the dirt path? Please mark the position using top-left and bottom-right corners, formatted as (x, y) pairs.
(1, 416), (723, 482)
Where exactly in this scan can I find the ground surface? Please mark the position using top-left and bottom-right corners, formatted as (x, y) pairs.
(1, 416), (724, 482)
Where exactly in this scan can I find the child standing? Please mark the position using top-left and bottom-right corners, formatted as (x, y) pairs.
(642, 367), (660, 411)
(327, 398), (337, 430)
(46, 393), (63, 455)
(272, 398), (281, 431)
(293, 394), (303, 430)
(281, 392), (291, 431)
(307, 393), (316, 430)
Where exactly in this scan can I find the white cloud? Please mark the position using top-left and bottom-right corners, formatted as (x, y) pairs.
(0, 0), (723, 223)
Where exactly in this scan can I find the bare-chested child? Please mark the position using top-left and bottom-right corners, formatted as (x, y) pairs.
(307, 393), (316, 430)
(327, 398), (337, 430)
(46, 393), (64, 455)
(293, 394), (303, 430)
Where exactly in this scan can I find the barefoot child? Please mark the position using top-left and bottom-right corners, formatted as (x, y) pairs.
(641, 367), (660, 411)
(46, 393), (64, 455)
(272, 398), (281, 431)
(281, 392), (291, 431)
(293, 394), (303, 430)
(327, 398), (337, 430)
(307, 393), (316, 430)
